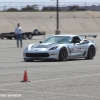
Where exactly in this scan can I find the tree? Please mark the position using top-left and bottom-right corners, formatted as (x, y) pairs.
(20, 5), (39, 11)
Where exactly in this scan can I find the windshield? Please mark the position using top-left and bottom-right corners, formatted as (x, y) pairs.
(43, 36), (71, 44)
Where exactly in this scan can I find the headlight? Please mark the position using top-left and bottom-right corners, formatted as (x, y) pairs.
(24, 47), (28, 51)
(49, 46), (58, 50)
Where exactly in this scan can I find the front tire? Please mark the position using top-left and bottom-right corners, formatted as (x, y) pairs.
(59, 47), (68, 61)
(85, 46), (95, 59)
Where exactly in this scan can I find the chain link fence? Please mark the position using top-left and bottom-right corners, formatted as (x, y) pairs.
(0, 2), (100, 11)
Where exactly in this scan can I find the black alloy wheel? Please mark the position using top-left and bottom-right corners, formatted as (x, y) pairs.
(59, 47), (68, 61)
(86, 46), (95, 59)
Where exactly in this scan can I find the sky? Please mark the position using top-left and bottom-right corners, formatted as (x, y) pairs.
(0, 0), (100, 2)
(0, 0), (100, 11)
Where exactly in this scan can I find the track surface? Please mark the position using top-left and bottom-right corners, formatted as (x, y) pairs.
(0, 33), (100, 100)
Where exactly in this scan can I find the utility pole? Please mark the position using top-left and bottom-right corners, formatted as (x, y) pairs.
(55, 0), (60, 35)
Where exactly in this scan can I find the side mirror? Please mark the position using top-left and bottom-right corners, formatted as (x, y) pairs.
(39, 41), (42, 43)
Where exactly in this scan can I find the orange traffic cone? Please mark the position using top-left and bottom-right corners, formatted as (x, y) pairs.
(21, 70), (30, 82)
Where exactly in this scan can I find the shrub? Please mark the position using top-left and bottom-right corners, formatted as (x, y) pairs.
(6, 8), (19, 12)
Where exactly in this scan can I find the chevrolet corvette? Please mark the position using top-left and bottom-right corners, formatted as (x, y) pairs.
(23, 34), (97, 61)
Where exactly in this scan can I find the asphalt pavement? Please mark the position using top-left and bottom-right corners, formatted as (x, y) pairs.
(0, 33), (100, 100)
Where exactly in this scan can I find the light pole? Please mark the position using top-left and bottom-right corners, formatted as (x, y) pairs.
(55, 0), (60, 35)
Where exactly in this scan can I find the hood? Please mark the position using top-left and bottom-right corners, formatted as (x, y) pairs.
(31, 42), (59, 49)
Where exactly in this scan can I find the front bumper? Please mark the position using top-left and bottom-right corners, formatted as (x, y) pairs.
(23, 51), (59, 61)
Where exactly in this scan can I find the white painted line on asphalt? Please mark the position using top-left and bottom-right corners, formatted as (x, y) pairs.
(0, 88), (100, 99)
(0, 73), (100, 87)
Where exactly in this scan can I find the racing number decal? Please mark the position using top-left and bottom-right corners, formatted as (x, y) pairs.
(74, 47), (85, 52)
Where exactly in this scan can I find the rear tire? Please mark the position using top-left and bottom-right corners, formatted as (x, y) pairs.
(22, 34), (27, 39)
(28, 34), (33, 39)
(59, 47), (68, 61)
(85, 46), (95, 59)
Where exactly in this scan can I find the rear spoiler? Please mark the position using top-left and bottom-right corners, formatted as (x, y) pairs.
(79, 34), (97, 39)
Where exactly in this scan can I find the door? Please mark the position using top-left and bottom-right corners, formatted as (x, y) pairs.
(68, 36), (86, 58)
(74, 43), (86, 57)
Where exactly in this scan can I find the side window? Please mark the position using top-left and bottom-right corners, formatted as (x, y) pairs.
(72, 36), (81, 43)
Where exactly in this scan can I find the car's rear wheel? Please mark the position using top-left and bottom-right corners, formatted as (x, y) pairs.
(85, 46), (95, 59)
(59, 47), (68, 61)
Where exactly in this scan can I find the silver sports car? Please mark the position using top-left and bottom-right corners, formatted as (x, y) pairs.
(23, 34), (97, 61)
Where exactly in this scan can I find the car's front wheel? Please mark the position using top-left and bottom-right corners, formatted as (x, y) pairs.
(59, 47), (68, 61)
(85, 45), (95, 59)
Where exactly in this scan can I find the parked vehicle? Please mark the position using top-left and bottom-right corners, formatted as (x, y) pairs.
(0, 29), (45, 40)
